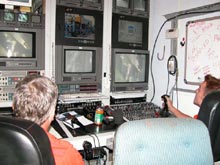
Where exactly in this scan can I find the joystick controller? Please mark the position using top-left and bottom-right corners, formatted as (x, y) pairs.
(160, 94), (170, 117)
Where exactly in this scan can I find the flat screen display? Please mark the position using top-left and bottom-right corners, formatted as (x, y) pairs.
(64, 13), (95, 40)
(118, 20), (143, 44)
(64, 50), (94, 73)
(0, 31), (34, 58)
(115, 53), (146, 82)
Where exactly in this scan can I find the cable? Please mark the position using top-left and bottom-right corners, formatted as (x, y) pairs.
(149, 9), (220, 102)
(166, 72), (170, 95)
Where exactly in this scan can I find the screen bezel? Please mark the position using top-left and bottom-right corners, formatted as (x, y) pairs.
(111, 48), (149, 92)
(56, 6), (103, 47)
(112, 13), (148, 50)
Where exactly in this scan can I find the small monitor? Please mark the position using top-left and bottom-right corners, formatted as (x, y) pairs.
(18, 13), (28, 23)
(111, 48), (149, 92)
(31, 15), (41, 23)
(0, 31), (35, 58)
(4, 12), (15, 21)
(133, 0), (146, 11)
(116, 0), (129, 8)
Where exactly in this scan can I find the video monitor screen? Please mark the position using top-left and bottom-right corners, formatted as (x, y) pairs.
(64, 13), (95, 40)
(31, 15), (41, 23)
(115, 53), (146, 82)
(64, 50), (94, 73)
(134, 0), (146, 11)
(4, 12), (15, 21)
(18, 13), (28, 22)
(116, 0), (129, 8)
(118, 20), (143, 44)
(0, 31), (34, 58)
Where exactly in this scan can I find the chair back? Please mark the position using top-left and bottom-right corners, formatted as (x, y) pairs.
(113, 118), (213, 165)
(0, 116), (55, 165)
(198, 91), (220, 162)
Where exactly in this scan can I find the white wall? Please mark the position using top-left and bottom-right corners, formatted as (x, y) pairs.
(44, 0), (220, 116)
(148, 0), (220, 116)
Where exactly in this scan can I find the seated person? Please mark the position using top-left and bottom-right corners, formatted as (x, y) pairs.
(165, 74), (220, 118)
(12, 74), (84, 165)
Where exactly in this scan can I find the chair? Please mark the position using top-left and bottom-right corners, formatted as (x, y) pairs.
(113, 118), (213, 165)
(198, 91), (220, 162)
(0, 116), (55, 165)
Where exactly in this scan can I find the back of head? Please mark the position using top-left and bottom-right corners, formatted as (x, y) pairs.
(198, 90), (220, 162)
(12, 75), (58, 125)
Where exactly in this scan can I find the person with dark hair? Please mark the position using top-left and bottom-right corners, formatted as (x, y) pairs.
(166, 74), (220, 118)
(13, 74), (84, 165)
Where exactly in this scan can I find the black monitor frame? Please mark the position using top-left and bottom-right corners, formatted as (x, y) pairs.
(112, 13), (148, 50)
(56, 5), (103, 47)
(111, 48), (149, 92)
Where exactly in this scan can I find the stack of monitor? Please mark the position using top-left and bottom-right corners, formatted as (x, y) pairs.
(111, 0), (149, 92)
(55, 3), (103, 94)
(55, 0), (149, 94)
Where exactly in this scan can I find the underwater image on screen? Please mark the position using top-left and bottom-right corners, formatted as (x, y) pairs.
(0, 31), (33, 58)
(115, 53), (146, 82)
(65, 50), (93, 73)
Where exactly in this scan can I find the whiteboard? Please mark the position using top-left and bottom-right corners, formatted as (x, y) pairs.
(184, 16), (220, 84)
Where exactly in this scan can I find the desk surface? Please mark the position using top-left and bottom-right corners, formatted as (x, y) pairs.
(50, 119), (117, 150)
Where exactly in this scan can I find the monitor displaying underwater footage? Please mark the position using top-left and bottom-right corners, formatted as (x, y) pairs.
(115, 52), (146, 83)
(0, 31), (34, 58)
(64, 49), (94, 73)
(55, 45), (103, 93)
(111, 48), (149, 92)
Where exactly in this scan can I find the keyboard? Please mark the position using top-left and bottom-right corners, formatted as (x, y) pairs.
(111, 102), (161, 121)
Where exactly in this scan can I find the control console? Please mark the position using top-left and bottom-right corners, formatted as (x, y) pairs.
(0, 70), (43, 102)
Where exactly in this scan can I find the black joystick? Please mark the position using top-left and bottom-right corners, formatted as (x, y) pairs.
(160, 94), (170, 117)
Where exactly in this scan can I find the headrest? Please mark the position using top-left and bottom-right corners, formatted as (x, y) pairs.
(198, 91), (220, 162)
(0, 116), (55, 165)
(113, 118), (213, 164)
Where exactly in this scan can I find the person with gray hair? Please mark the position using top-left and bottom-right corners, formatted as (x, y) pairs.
(13, 74), (84, 165)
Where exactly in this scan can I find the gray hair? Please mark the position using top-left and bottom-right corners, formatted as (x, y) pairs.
(13, 75), (58, 125)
